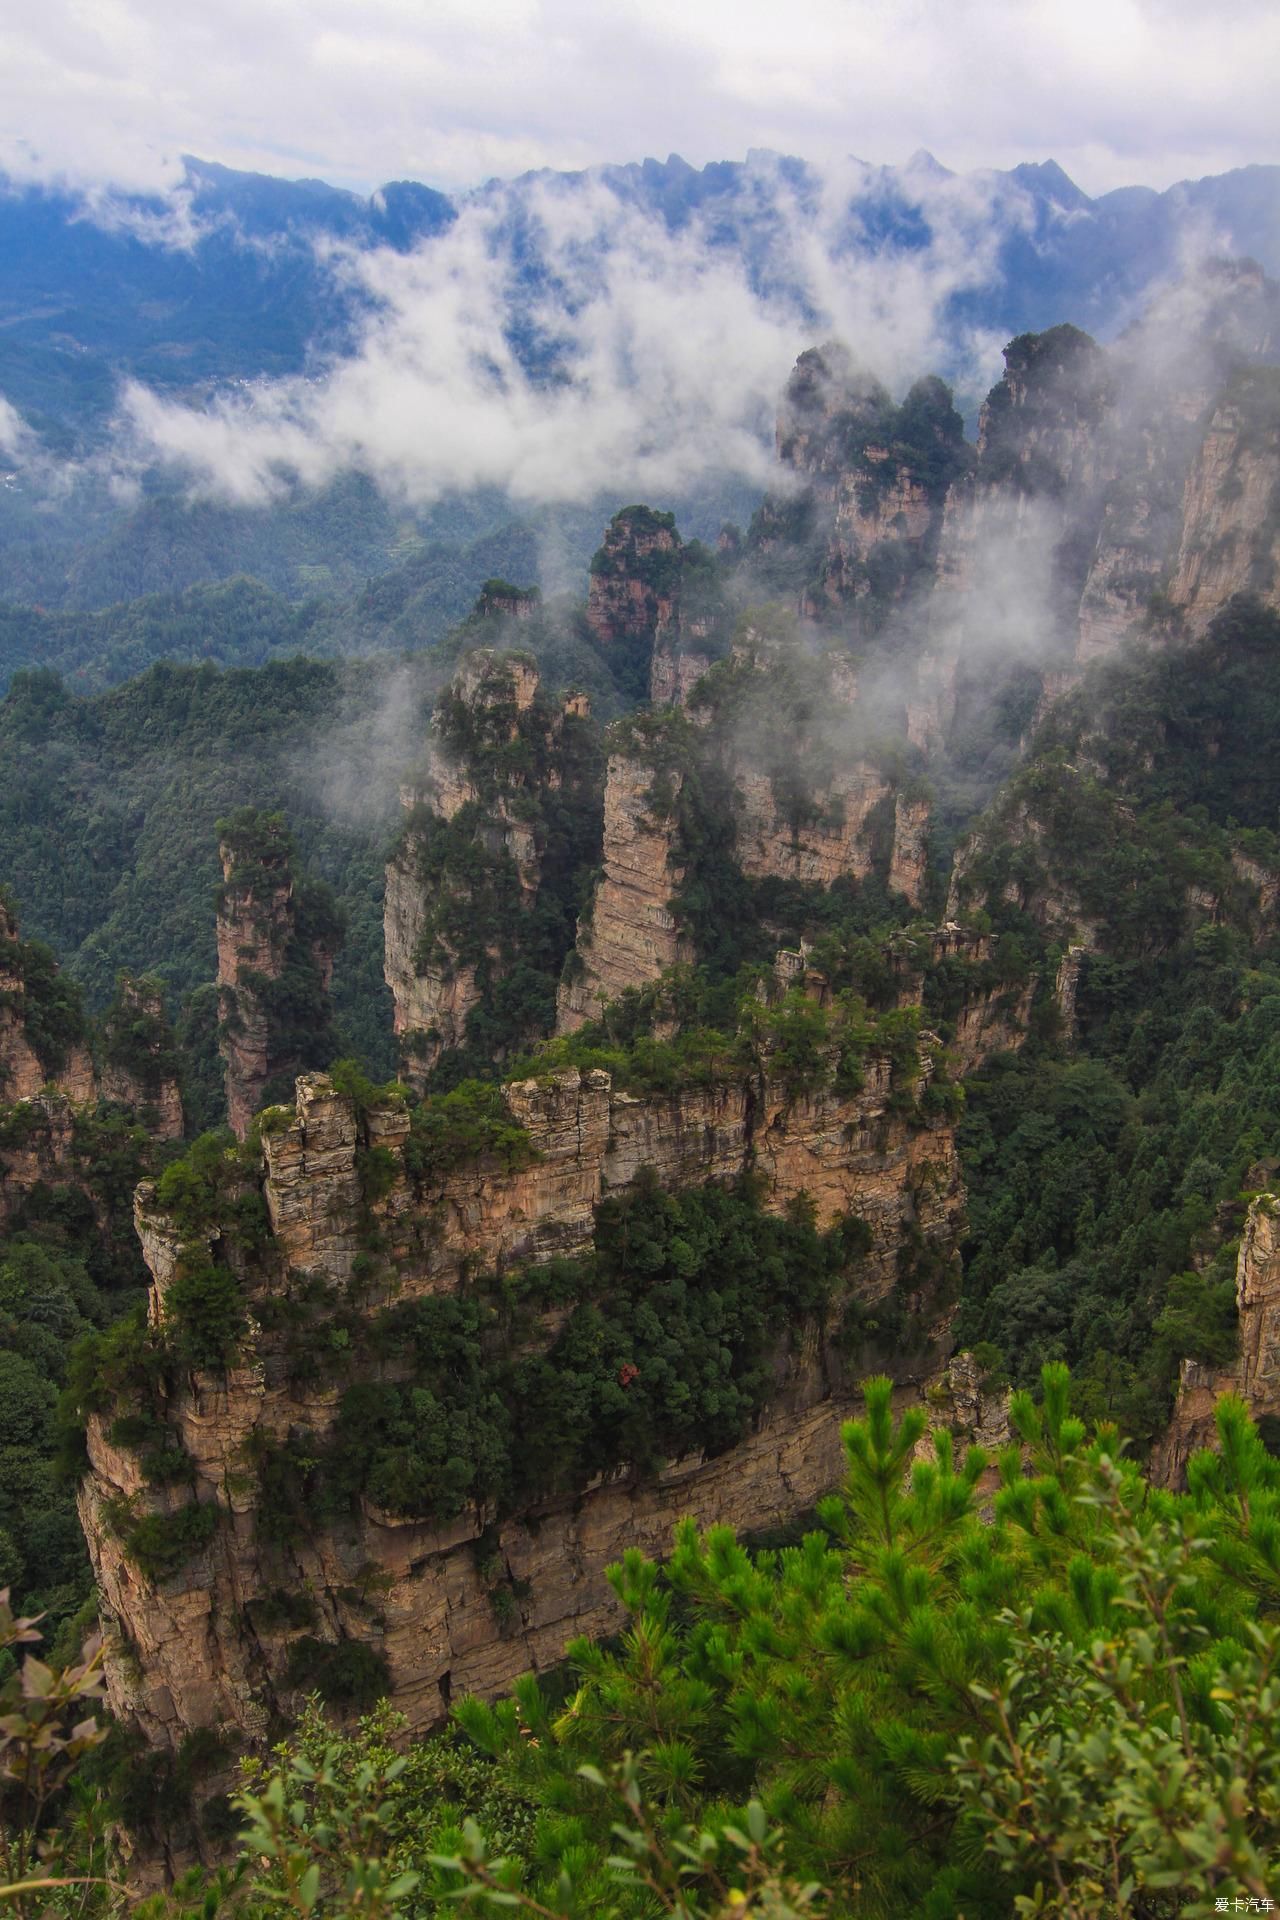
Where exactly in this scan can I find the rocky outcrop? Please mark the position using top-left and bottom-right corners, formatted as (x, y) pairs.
(747, 279), (1280, 728)
(557, 751), (691, 1031)
(1231, 849), (1280, 930)
(0, 1091), (80, 1228)
(888, 795), (931, 903)
(216, 816), (340, 1140)
(81, 1044), (964, 1755)
(100, 977), (184, 1141)
(1167, 371), (1280, 630)
(84, 1364), (932, 1762)
(732, 765), (892, 890)
(921, 325), (1113, 719)
(561, 645), (935, 1031)
(1073, 271), (1280, 662)
(1074, 442), (1184, 664)
(767, 347), (970, 626)
(1151, 1192), (1280, 1487)
(929, 1348), (1013, 1454)
(1054, 945), (1089, 1045)
(216, 819), (320, 1138)
(388, 654), (602, 1080)
(383, 838), (483, 1081)
(949, 981), (1036, 1076)
(474, 579), (539, 622)
(586, 507), (682, 650)
(0, 898), (95, 1105)
(649, 639), (713, 708)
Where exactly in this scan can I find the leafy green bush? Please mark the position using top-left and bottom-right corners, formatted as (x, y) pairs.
(165, 1257), (245, 1371)
(112, 1498), (219, 1582)
(283, 1636), (390, 1710)
(403, 1081), (534, 1181)
(253, 1174), (871, 1532)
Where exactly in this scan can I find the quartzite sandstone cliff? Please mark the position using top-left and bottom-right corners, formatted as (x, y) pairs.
(80, 1039), (963, 1759)
(385, 653), (601, 1083)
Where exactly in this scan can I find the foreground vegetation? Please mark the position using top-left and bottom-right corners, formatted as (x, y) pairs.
(7, 1373), (1279, 1917)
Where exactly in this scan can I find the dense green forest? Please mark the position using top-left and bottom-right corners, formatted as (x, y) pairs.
(953, 599), (1280, 1437)
(0, 956), (159, 1651)
(0, 657), (411, 1069)
(2, 380), (1280, 1907)
(0, 471), (761, 683)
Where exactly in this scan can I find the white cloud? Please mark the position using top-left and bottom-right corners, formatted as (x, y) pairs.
(115, 167), (1020, 510)
(0, 398), (35, 463)
(0, 0), (1276, 201)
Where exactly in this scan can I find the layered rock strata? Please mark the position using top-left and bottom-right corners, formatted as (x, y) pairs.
(556, 751), (691, 1031)
(81, 1047), (964, 1755)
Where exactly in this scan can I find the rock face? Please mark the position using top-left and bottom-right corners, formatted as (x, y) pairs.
(559, 651), (933, 1032)
(586, 507), (682, 651)
(100, 977), (184, 1141)
(1076, 266), (1280, 659)
(949, 979), (1036, 1077)
(916, 325), (1114, 732)
(731, 763), (893, 890)
(216, 815), (339, 1139)
(0, 1091), (80, 1229)
(767, 347), (970, 626)
(383, 841), (483, 1080)
(557, 751), (691, 1031)
(386, 653), (603, 1082)
(474, 580), (539, 622)
(1151, 1193), (1280, 1487)
(1167, 371), (1280, 629)
(888, 795), (932, 902)
(80, 1048), (965, 1756)
(0, 898), (96, 1105)
(649, 641), (713, 708)
(776, 286), (1280, 716)
(588, 507), (730, 710)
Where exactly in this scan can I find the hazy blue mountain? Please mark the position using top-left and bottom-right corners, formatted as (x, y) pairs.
(3, 149), (1277, 449)
(0, 148), (1276, 631)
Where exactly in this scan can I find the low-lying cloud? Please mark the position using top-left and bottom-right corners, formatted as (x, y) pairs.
(115, 163), (1019, 511)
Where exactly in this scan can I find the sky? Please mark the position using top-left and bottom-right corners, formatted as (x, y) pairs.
(2, 0), (1278, 202)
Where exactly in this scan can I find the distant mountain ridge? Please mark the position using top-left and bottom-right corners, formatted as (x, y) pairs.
(2, 148), (1278, 447)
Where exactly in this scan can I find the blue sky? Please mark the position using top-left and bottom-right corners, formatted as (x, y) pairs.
(2, 0), (1277, 198)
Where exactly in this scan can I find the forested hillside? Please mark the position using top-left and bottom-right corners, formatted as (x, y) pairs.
(2, 284), (1280, 1914)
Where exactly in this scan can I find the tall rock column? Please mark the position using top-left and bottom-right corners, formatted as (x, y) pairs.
(100, 975), (184, 1140)
(1167, 370), (1280, 631)
(0, 895), (96, 1104)
(586, 506), (684, 699)
(1151, 1191), (1280, 1487)
(216, 810), (341, 1138)
(557, 747), (691, 1032)
(386, 652), (604, 1085)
